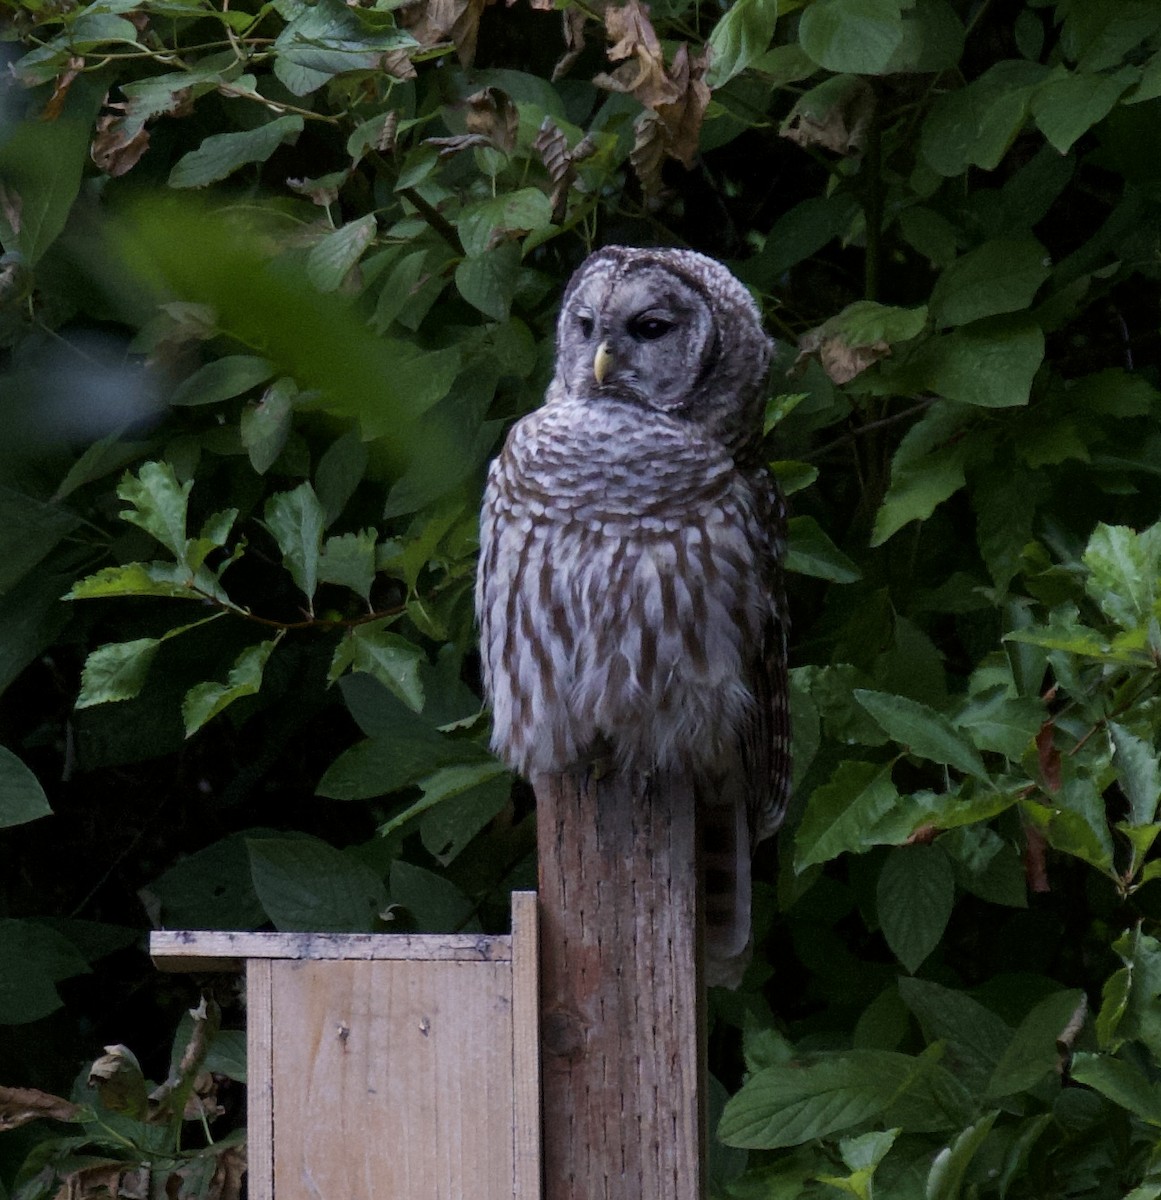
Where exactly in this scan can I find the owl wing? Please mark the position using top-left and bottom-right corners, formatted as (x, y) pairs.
(744, 466), (792, 846)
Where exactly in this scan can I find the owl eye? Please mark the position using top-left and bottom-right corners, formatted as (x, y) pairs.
(630, 316), (675, 341)
(577, 314), (595, 339)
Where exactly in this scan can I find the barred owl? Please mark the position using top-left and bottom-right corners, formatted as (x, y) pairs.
(476, 245), (790, 985)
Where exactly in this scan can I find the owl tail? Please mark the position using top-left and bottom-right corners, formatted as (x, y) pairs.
(700, 768), (752, 989)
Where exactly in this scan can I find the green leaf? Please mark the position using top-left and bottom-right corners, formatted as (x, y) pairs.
(799, 0), (905, 76)
(925, 1111), (998, 1200)
(1021, 779), (1115, 873)
(917, 320), (1045, 408)
(786, 516), (861, 583)
(272, 0), (417, 96)
(871, 442), (967, 546)
(1031, 66), (1138, 155)
(1083, 522), (1161, 630)
(1100, 928), (1161, 1056)
(795, 761), (900, 870)
(145, 832), (268, 929)
(0, 485), (80, 594)
(877, 844), (955, 974)
(117, 461), (191, 561)
(898, 977), (1012, 1096)
(817, 1128), (901, 1198)
(306, 214), (377, 293)
(389, 859), (477, 932)
(706, 0), (780, 87)
(264, 482), (326, 605)
(168, 115), (305, 188)
(75, 638), (161, 709)
(921, 61), (1048, 176)
(1070, 1052), (1161, 1125)
(883, 0), (964, 74)
(824, 300), (929, 346)
(954, 688), (1042, 760)
(0, 746), (51, 829)
(0, 80), (102, 265)
(182, 639), (278, 736)
(376, 761), (509, 862)
(0, 919), (90, 1024)
(317, 706), (483, 799)
(329, 622), (425, 710)
(718, 1049), (926, 1149)
(1109, 723), (1160, 826)
(241, 377), (298, 474)
(318, 530), (377, 606)
(455, 242), (522, 320)
(929, 239), (1050, 327)
(743, 193), (860, 287)
(65, 561), (230, 603)
(170, 354), (276, 407)
(248, 836), (387, 932)
(986, 990), (1086, 1097)
(456, 189), (553, 258)
(316, 428), (369, 525)
(854, 690), (988, 779)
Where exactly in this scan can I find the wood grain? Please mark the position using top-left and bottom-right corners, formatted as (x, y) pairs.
(246, 959), (274, 1200)
(269, 958), (515, 1198)
(511, 890), (543, 1199)
(535, 770), (704, 1200)
(150, 929), (511, 973)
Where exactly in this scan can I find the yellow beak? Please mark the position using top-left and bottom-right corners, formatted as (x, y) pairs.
(593, 340), (613, 385)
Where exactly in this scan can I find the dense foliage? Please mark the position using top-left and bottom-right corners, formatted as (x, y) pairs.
(3, 0), (1161, 1194)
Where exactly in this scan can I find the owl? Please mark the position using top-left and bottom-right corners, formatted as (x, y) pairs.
(475, 245), (790, 986)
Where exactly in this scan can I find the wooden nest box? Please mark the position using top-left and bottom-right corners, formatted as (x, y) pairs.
(151, 892), (541, 1200)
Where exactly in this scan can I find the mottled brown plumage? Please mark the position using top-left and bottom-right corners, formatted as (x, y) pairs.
(476, 246), (790, 984)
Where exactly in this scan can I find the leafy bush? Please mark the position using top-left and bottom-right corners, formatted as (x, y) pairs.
(3, 0), (1161, 1195)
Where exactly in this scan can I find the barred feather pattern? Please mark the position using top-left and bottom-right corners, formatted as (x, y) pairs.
(476, 246), (791, 985)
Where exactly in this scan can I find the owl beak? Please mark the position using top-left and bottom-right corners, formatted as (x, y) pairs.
(593, 340), (613, 385)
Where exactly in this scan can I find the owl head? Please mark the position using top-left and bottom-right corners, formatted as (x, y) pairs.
(552, 246), (774, 455)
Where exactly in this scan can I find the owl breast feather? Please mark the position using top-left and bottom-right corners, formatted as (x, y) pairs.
(477, 396), (769, 778)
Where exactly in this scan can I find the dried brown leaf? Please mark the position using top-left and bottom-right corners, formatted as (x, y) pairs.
(0, 181), (22, 238)
(149, 996), (220, 1123)
(43, 56), (85, 122)
(0, 1085), (81, 1131)
(464, 86), (518, 154)
(424, 133), (493, 157)
(287, 169), (352, 206)
(652, 43), (709, 168)
(90, 114), (150, 177)
(534, 117), (576, 219)
(382, 48), (418, 80)
(207, 1143), (246, 1200)
(181, 1071), (225, 1121)
(1037, 721), (1061, 792)
(534, 117), (572, 185)
(794, 323), (891, 384)
(1024, 819), (1051, 893)
(595, 0), (680, 108)
(781, 76), (875, 156)
(553, 7), (588, 81)
(89, 1044), (148, 1118)
(604, 0), (661, 62)
(398, 0), (491, 66)
(630, 110), (667, 202)
(52, 1161), (148, 1200)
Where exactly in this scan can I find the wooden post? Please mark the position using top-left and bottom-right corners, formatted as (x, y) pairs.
(535, 769), (704, 1200)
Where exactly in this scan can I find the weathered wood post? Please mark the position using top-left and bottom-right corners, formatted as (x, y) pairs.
(536, 769), (705, 1199)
